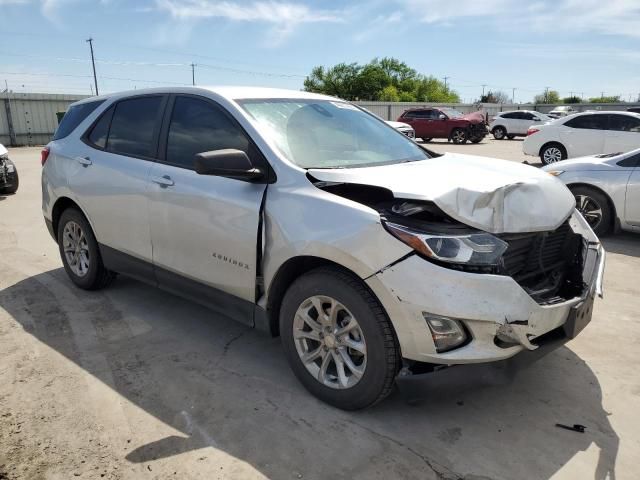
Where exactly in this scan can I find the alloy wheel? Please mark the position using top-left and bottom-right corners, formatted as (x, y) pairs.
(575, 195), (603, 230)
(452, 130), (466, 143)
(62, 221), (90, 277)
(293, 295), (367, 390)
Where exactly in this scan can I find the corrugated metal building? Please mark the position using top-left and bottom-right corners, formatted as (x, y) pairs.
(0, 92), (88, 146)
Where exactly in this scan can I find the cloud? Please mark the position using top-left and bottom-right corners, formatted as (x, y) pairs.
(155, 0), (343, 45)
(400, 0), (640, 38)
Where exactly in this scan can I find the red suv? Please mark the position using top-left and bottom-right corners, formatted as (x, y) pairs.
(398, 107), (488, 144)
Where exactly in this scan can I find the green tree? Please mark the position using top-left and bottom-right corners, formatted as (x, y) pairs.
(589, 95), (621, 103)
(534, 90), (561, 104)
(303, 57), (459, 103)
(379, 85), (400, 102)
(481, 90), (509, 103)
(562, 96), (582, 104)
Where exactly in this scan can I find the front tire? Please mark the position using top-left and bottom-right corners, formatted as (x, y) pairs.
(280, 267), (400, 410)
(451, 128), (467, 144)
(570, 186), (612, 236)
(421, 137), (432, 143)
(57, 208), (116, 290)
(492, 126), (506, 140)
(540, 143), (567, 165)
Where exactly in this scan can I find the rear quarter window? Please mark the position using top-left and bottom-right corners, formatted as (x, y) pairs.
(53, 100), (105, 140)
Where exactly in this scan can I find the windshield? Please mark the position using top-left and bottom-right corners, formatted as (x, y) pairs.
(439, 108), (464, 118)
(238, 99), (429, 169)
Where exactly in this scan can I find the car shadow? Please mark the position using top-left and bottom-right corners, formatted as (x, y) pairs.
(601, 231), (640, 257)
(0, 268), (619, 480)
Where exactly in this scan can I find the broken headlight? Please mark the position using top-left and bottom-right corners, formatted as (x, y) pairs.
(384, 221), (508, 266)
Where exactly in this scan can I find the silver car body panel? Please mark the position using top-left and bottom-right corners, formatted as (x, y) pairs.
(309, 154), (576, 234)
(542, 149), (640, 232)
(42, 86), (606, 367)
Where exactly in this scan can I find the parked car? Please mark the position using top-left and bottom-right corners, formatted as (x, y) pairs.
(42, 87), (604, 410)
(385, 120), (415, 139)
(547, 105), (577, 118)
(0, 144), (19, 194)
(627, 107), (640, 114)
(489, 110), (550, 140)
(397, 107), (488, 144)
(543, 149), (640, 236)
(523, 111), (640, 165)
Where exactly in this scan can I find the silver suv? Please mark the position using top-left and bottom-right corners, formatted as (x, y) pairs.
(42, 87), (605, 410)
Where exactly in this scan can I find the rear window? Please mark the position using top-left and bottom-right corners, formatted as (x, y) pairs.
(53, 100), (105, 140)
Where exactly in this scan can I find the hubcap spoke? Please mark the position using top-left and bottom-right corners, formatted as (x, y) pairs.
(338, 347), (364, 378)
(331, 351), (349, 388)
(341, 337), (366, 355)
(62, 221), (90, 277)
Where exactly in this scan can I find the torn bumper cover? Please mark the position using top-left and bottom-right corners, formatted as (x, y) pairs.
(364, 216), (605, 377)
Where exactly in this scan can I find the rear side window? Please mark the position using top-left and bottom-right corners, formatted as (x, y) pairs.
(608, 114), (640, 133)
(165, 96), (249, 170)
(107, 96), (164, 158)
(501, 112), (518, 119)
(565, 115), (608, 130)
(53, 100), (105, 140)
(86, 106), (114, 149)
(617, 153), (640, 167)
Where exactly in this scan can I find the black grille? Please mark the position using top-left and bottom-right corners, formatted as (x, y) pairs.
(499, 221), (583, 303)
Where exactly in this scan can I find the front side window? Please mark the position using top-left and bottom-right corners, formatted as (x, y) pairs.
(565, 115), (608, 130)
(166, 96), (250, 170)
(608, 115), (640, 133)
(107, 96), (163, 158)
(240, 99), (430, 169)
(54, 100), (105, 140)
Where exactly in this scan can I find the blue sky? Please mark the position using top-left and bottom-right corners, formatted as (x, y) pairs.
(1, 0), (639, 103)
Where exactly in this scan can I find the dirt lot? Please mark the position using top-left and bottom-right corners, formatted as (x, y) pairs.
(1, 142), (639, 480)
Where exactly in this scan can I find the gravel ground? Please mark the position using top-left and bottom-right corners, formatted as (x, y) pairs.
(0, 143), (638, 480)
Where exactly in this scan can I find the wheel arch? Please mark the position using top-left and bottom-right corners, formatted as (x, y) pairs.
(539, 141), (567, 158)
(566, 182), (619, 231)
(51, 196), (93, 243)
(264, 255), (392, 339)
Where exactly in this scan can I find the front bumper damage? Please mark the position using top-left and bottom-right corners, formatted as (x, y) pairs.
(364, 213), (605, 395)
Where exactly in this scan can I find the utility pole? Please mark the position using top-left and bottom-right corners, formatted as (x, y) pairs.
(512, 87), (516, 104)
(443, 76), (449, 90)
(481, 84), (487, 97)
(544, 86), (550, 103)
(191, 63), (196, 86)
(89, 83), (94, 95)
(601, 91), (605, 100)
(86, 38), (99, 96)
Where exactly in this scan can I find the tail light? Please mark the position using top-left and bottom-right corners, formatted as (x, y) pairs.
(527, 128), (539, 136)
(41, 147), (50, 166)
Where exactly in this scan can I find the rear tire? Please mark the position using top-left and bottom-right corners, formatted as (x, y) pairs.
(570, 186), (612, 237)
(421, 138), (432, 143)
(540, 143), (567, 165)
(451, 128), (467, 144)
(507, 134), (516, 140)
(280, 267), (400, 410)
(492, 126), (506, 140)
(57, 208), (116, 290)
(469, 135), (484, 144)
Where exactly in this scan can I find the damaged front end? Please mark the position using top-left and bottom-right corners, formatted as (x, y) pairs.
(313, 175), (605, 373)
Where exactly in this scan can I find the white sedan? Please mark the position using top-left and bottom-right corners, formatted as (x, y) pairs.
(489, 110), (550, 140)
(523, 111), (640, 165)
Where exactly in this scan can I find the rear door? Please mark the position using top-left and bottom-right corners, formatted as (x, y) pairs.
(147, 94), (268, 324)
(70, 94), (167, 278)
(560, 114), (607, 157)
(606, 114), (640, 154)
(520, 111), (542, 134)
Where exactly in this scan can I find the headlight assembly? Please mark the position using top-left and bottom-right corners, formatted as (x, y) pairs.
(384, 221), (508, 266)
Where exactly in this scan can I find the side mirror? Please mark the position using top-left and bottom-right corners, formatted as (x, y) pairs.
(194, 149), (264, 182)
(438, 114), (446, 120)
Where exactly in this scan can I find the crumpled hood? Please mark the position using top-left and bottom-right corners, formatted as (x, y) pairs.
(460, 111), (485, 124)
(309, 153), (576, 234)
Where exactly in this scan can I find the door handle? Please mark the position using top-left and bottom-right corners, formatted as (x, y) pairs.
(151, 175), (174, 187)
(75, 156), (92, 167)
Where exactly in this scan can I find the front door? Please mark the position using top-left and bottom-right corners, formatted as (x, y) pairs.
(148, 95), (267, 325)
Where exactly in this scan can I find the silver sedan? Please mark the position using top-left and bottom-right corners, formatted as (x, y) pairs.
(543, 148), (640, 236)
